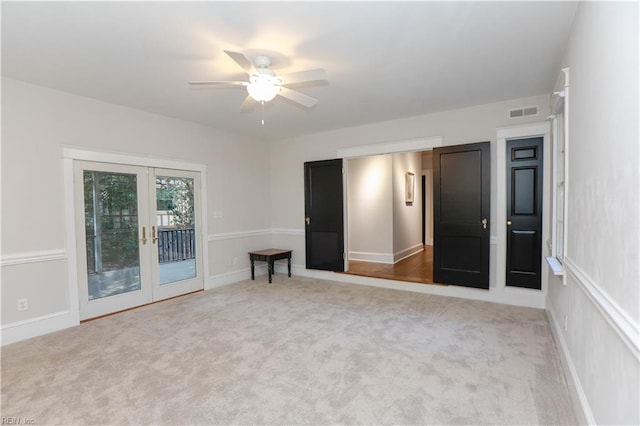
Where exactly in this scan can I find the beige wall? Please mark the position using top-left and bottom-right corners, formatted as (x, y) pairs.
(346, 151), (422, 264)
(391, 151), (422, 258)
(270, 93), (550, 310)
(545, 2), (639, 424)
(1, 78), (272, 338)
(347, 155), (393, 260)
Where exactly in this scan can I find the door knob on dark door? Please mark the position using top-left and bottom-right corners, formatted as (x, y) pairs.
(507, 220), (512, 226)
(305, 217), (311, 225)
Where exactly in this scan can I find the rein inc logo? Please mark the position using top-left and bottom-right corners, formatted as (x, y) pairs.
(1, 418), (35, 425)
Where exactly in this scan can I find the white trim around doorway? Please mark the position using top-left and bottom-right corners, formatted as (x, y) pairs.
(61, 146), (209, 326)
(496, 122), (551, 299)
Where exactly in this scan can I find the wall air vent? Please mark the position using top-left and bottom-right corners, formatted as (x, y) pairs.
(509, 106), (539, 119)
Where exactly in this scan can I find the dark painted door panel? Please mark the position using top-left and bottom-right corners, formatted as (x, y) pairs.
(304, 159), (344, 271)
(506, 137), (543, 289)
(433, 142), (490, 289)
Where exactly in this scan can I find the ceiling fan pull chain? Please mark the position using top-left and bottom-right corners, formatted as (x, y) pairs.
(261, 101), (265, 125)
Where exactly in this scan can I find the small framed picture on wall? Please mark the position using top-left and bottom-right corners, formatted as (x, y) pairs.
(405, 172), (415, 204)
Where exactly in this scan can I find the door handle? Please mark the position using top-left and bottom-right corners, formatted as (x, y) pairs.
(507, 220), (512, 226)
(482, 218), (488, 229)
(305, 217), (311, 225)
(152, 226), (159, 244)
(141, 226), (147, 245)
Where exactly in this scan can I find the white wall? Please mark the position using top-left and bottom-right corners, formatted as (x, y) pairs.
(545, 2), (639, 425)
(1, 78), (272, 343)
(392, 151), (422, 260)
(270, 94), (550, 308)
(346, 152), (422, 264)
(347, 155), (393, 261)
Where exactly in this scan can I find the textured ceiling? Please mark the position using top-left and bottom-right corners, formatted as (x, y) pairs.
(1, 2), (578, 141)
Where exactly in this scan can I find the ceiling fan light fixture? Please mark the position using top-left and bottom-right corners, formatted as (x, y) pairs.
(247, 74), (281, 102)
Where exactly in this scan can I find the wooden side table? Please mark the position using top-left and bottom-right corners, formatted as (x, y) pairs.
(248, 249), (292, 283)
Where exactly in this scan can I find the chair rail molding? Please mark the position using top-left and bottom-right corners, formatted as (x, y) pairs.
(1, 249), (67, 267)
(208, 229), (272, 241)
(564, 256), (640, 361)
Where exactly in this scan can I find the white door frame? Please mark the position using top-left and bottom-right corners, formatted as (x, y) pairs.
(63, 147), (208, 323)
(496, 122), (551, 298)
(338, 136), (443, 272)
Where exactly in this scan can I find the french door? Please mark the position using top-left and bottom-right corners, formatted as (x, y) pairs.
(74, 161), (203, 320)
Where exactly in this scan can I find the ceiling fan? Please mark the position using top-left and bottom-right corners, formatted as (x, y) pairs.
(189, 50), (327, 120)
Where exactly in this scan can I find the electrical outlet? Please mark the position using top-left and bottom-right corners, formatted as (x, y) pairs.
(17, 298), (28, 312)
(563, 314), (568, 331)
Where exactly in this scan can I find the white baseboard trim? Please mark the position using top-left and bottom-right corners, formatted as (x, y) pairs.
(564, 257), (640, 361)
(1, 249), (67, 267)
(394, 243), (423, 263)
(1, 310), (78, 346)
(349, 244), (424, 265)
(348, 251), (394, 264)
(286, 265), (545, 309)
(206, 265), (268, 289)
(546, 306), (596, 426)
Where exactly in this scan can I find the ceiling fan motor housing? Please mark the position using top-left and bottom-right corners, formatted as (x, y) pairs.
(253, 55), (272, 69)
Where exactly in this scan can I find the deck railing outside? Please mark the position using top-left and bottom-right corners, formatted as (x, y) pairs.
(157, 228), (196, 263)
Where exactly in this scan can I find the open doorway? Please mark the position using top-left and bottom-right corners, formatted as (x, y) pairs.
(344, 150), (434, 284)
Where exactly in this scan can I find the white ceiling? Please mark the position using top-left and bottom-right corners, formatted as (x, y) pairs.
(1, 1), (578, 141)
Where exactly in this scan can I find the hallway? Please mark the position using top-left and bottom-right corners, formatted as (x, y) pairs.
(345, 245), (438, 285)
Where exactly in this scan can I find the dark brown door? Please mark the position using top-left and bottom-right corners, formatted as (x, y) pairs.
(433, 142), (490, 289)
(506, 137), (543, 289)
(304, 159), (344, 271)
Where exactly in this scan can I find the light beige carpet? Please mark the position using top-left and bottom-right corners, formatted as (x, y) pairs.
(1, 276), (577, 425)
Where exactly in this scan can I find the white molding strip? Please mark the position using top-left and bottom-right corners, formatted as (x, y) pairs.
(394, 243), (423, 263)
(208, 229), (271, 242)
(208, 228), (305, 242)
(1, 310), (77, 346)
(1, 249), (67, 267)
(546, 307), (596, 426)
(496, 122), (550, 140)
(62, 146), (207, 173)
(564, 256), (640, 361)
(337, 136), (443, 159)
(272, 228), (305, 236)
(348, 251), (394, 264)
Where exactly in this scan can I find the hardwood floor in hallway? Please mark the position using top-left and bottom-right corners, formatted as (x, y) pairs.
(345, 245), (440, 285)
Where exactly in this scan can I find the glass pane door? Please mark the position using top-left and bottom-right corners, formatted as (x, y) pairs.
(150, 169), (203, 301)
(155, 175), (196, 285)
(75, 162), (152, 320)
(84, 170), (141, 299)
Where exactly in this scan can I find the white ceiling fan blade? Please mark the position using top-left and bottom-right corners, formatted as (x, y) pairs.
(240, 95), (256, 112)
(224, 50), (257, 75)
(280, 69), (327, 85)
(188, 80), (248, 86)
(278, 87), (318, 108)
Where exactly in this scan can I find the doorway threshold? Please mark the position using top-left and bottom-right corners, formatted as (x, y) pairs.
(343, 245), (441, 286)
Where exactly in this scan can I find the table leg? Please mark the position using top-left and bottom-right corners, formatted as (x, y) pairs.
(287, 256), (291, 277)
(250, 258), (255, 280)
(268, 260), (273, 283)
